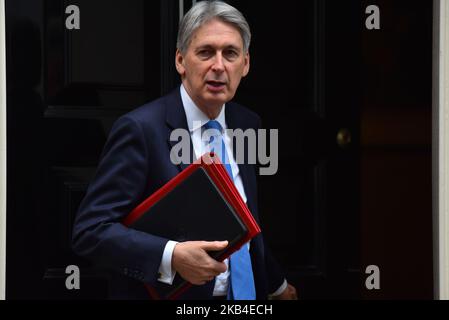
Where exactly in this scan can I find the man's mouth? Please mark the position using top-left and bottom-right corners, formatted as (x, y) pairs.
(206, 80), (226, 88)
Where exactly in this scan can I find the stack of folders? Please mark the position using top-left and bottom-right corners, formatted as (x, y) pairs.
(122, 152), (261, 300)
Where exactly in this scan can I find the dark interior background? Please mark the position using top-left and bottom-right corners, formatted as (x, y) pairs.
(5, 0), (433, 299)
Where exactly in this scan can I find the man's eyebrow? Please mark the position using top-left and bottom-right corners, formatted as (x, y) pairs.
(195, 44), (242, 52)
(224, 45), (241, 52)
(195, 45), (214, 51)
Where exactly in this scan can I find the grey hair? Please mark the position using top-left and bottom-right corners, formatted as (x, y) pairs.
(177, 1), (251, 54)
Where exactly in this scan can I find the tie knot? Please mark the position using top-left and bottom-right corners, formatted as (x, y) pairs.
(203, 120), (223, 134)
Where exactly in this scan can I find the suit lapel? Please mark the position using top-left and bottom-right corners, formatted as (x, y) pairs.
(225, 103), (258, 221)
(164, 88), (194, 172)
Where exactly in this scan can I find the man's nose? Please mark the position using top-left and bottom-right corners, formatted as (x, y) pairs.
(211, 53), (225, 72)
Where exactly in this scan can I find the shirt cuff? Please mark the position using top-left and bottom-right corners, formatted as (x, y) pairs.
(269, 279), (288, 297)
(157, 240), (178, 285)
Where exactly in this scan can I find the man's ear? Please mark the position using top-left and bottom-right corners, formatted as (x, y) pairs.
(175, 49), (186, 77)
(242, 52), (250, 77)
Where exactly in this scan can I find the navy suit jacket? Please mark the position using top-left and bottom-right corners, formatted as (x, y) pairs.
(72, 88), (285, 299)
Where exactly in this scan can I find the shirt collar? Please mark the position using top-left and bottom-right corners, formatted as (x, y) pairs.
(180, 84), (227, 133)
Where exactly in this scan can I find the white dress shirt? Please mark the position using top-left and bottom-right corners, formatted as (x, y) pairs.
(157, 85), (287, 297)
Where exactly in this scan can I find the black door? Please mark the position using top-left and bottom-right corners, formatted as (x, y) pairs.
(229, 0), (433, 300)
(5, 0), (179, 299)
(6, 0), (365, 299)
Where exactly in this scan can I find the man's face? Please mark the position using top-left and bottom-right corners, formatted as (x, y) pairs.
(176, 19), (250, 112)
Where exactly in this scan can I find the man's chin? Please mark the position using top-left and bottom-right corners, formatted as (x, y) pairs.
(203, 93), (229, 106)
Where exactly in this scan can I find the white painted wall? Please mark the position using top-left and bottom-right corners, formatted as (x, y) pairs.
(0, 0), (7, 301)
(434, 0), (449, 301)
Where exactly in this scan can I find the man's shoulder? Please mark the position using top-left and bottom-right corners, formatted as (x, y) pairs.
(122, 96), (167, 124)
(117, 89), (179, 127)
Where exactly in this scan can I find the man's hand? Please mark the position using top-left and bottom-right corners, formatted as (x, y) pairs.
(272, 283), (298, 300)
(172, 241), (228, 285)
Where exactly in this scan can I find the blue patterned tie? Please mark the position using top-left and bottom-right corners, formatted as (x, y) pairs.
(203, 120), (256, 300)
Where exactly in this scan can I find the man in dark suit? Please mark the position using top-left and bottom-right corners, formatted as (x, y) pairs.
(72, 1), (297, 300)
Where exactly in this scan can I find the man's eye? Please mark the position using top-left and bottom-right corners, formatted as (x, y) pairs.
(225, 50), (238, 59)
(198, 50), (212, 57)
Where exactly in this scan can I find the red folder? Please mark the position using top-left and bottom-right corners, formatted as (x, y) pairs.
(122, 152), (261, 299)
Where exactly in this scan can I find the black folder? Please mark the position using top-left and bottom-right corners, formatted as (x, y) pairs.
(123, 153), (260, 299)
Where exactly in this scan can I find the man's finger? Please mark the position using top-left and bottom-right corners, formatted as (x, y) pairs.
(289, 285), (298, 299)
(210, 261), (227, 274)
(200, 241), (229, 251)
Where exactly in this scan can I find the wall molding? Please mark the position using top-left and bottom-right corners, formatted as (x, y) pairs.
(0, 0), (7, 301)
(434, 0), (449, 301)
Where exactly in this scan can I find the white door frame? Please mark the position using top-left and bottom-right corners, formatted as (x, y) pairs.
(434, 0), (449, 300)
(0, 0), (7, 301)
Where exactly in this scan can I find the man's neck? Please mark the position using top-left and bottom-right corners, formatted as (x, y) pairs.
(182, 83), (223, 119)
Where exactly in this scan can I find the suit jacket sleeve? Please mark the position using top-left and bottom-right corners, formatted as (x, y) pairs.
(264, 241), (287, 294)
(72, 115), (168, 285)
(253, 114), (287, 294)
